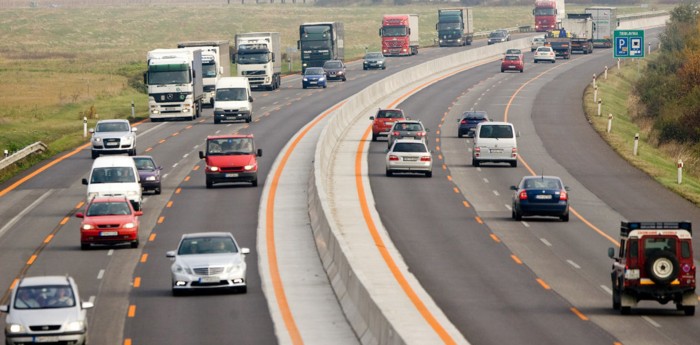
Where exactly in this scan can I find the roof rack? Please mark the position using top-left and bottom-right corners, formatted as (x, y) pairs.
(620, 221), (692, 237)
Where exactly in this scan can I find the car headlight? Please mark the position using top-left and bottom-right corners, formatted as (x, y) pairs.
(319, 77), (325, 81)
(214, 108), (224, 113)
(303, 77), (308, 81)
(239, 106), (249, 112)
(244, 165), (255, 171)
(6, 323), (24, 334)
(124, 222), (136, 229)
(208, 166), (219, 172)
(82, 224), (95, 230)
(92, 137), (101, 142)
(146, 176), (156, 181)
(122, 136), (133, 143)
(65, 321), (85, 332)
(226, 264), (243, 273)
(337, 71), (344, 75)
(173, 264), (193, 274)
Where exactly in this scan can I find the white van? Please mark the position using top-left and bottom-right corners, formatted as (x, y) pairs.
(82, 156), (142, 210)
(213, 77), (253, 124)
(472, 121), (518, 167)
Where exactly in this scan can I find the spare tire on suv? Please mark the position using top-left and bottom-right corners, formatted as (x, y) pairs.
(645, 250), (680, 285)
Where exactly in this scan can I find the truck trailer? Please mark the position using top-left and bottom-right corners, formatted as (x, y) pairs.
(145, 48), (203, 122)
(177, 40), (230, 107)
(298, 22), (344, 73)
(234, 32), (282, 91)
(436, 8), (474, 47)
(562, 13), (594, 54)
(585, 6), (618, 48)
(380, 14), (419, 56)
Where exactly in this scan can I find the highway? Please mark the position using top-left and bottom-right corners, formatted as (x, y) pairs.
(2, 23), (699, 345)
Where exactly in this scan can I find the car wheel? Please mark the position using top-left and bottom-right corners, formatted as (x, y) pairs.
(155, 185), (161, 195)
(303, 85), (307, 89)
(645, 250), (680, 285)
(501, 69), (504, 73)
(91, 151), (99, 159)
(551, 60), (555, 63)
(472, 159), (480, 167)
(251, 179), (258, 187)
(129, 148), (136, 156)
(426, 171), (432, 178)
(458, 132), (463, 138)
(323, 84), (327, 89)
(214, 118), (220, 124)
(172, 288), (183, 297)
(239, 286), (248, 294)
(561, 213), (569, 222)
(510, 160), (518, 167)
(371, 133), (378, 142)
(206, 179), (213, 189)
(621, 306), (631, 315)
(534, 60), (538, 63)
(514, 209), (522, 221)
(520, 69), (524, 73)
(382, 66), (386, 70)
(685, 306), (695, 316)
(612, 285), (621, 310)
(81, 243), (90, 250)
(131, 240), (139, 249)
(342, 77), (346, 82)
(246, 116), (252, 123)
(385, 169), (393, 177)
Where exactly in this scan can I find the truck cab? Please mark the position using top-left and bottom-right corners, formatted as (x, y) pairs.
(608, 221), (697, 315)
(199, 135), (262, 188)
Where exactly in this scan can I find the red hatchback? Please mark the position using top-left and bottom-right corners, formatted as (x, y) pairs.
(369, 108), (407, 141)
(501, 54), (524, 73)
(77, 196), (142, 250)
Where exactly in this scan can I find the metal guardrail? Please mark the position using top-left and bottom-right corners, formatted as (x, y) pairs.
(0, 142), (48, 172)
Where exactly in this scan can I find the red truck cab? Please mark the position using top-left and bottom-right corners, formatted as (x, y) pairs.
(533, 0), (558, 32)
(199, 134), (262, 188)
(380, 14), (417, 56)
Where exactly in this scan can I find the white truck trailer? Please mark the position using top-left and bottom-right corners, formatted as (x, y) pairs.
(177, 41), (230, 107)
(145, 48), (203, 121)
(234, 32), (282, 91)
(585, 6), (618, 48)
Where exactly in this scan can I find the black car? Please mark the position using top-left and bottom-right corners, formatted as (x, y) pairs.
(133, 155), (162, 194)
(487, 30), (510, 45)
(457, 111), (489, 138)
(511, 176), (569, 222)
(323, 60), (347, 81)
(363, 52), (386, 70)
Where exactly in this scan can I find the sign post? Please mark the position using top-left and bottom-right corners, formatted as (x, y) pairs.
(614, 30), (645, 59)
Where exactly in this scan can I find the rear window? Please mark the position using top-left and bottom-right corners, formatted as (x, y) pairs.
(537, 47), (551, 52)
(377, 110), (404, 119)
(393, 142), (427, 153)
(91, 167), (136, 183)
(521, 178), (562, 189)
(394, 123), (423, 132)
(464, 112), (487, 120)
(479, 124), (513, 139)
(304, 68), (324, 75)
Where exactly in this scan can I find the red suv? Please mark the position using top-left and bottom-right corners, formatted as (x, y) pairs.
(608, 221), (697, 315)
(369, 108), (407, 141)
(199, 134), (262, 188)
(501, 54), (524, 73)
(77, 196), (142, 250)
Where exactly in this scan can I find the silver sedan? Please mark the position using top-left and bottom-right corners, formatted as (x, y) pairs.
(385, 139), (433, 177)
(167, 232), (250, 295)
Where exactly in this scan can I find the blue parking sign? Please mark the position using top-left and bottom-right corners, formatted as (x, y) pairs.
(614, 30), (645, 58)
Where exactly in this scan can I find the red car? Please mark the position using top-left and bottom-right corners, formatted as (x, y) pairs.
(501, 54), (524, 73)
(199, 134), (262, 188)
(369, 108), (407, 141)
(77, 196), (142, 250)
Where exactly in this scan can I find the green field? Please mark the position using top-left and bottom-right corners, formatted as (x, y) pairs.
(0, 3), (662, 182)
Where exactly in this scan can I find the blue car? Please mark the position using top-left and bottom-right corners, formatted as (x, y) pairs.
(302, 67), (327, 89)
(511, 176), (569, 222)
(457, 111), (489, 138)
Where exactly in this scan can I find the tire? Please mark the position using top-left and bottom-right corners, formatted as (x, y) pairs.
(129, 148), (136, 156)
(385, 170), (392, 177)
(342, 77), (346, 82)
(155, 184), (161, 195)
(561, 213), (569, 222)
(520, 69), (524, 73)
(363, 67), (367, 70)
(534, 60), (538, 64)
(81, 243), (90, 250)
(426, 171), (432, 178)
(501, 69), (504, 73)
(303, 85), (307, 89)
(551, 60), (555, 63)
(251, 179), (258, 187)
(458, 132), (463, 138)
(382, 66), (386, 70)
(612, 286), (621, 310)
(206, 179), (213, 189)
(245, 116), (252, 123)
(323, 84), (326, 89)
(131, 240), (139, 249)
(621, 306), (631, 315)
(514, 209), (522, 221)
(685, 306), (695, 316)
(172, 289), (183, 297)
(371, 133), (377, 142)
(239, 286), (248, 294)
(91, 151), (99, 159)
(472, 159), (480, 167)
(645, 250), (680, 285)
(214, 118), (220, 124)
(510, 160), (518, 167)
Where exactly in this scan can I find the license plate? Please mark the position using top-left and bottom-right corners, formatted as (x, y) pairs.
(490, 149), (503, 153)
(35, 337), (59, 343)
(309, 81), (317, 84)
(403, 157), (418, 161)
(535, 195), (552, 200)
(508, 66), (516, 69)
(225, 173), (239, 178)
(199, 276), (220, 283)
(100, 231), (118, 236)
(106, 142), (118, 147)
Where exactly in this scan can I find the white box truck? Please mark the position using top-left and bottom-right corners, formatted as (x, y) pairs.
(177, 41), (230, 107)
(234, 32), (282, 91)
(145, 48), (203, 121)
(585, 6), (618, 48)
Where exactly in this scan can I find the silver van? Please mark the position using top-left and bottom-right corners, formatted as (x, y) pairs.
(472, 121), (518, 167)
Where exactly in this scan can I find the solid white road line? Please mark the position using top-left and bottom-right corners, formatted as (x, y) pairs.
(0, 190), (54, 238)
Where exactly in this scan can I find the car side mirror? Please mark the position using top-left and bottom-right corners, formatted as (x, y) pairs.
(257, 149), (263, 157)
(82, 178), (88, 185)
(89, 128), (94, 134)
(425, 128), (430, 132)
(131, 127), (138, 132)
(75, 212), (84, 219)
(166, 251), (176, 258)
(516, 131), (521, 137)
(134, 211), (144, 217)
(0, 305), (8, 313)
(369, 116), (374, 120)
(241, 247), (250, 255)
(249, 96), (254, 102)
(608, 247), (615, 259)
(564, 186), (570, 191)
(82, 301), (94, 310)
(510, 186), (517, 191)
(158, 166), (163, 170)
(199, 151), (205, 159)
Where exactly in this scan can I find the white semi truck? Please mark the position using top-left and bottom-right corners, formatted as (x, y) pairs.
(177, 40), (231, 107)
(145, 48), (203, 121)
(234, 32), (282, 91)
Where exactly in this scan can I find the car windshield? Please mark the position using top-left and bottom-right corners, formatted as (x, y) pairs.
(490, 32), (505, 38)
(87, 201), (132, 216)
(537, 47), (551, 52)
(365, 53), (382, 59)
(90, 167), (136, 183)
(521, 178), (562, 190)
(14, 285), (75, 309)
(394, 123), (423, 132)
(133, 157), (156, 171)
(216, 88), (247, 102)
(178, 236), (238, 255)
(506, 49), (521, 54)
(377, 110), (404, 119)
(207, 138), (254, 155)
(324, 61), (343, 69)
(393, 142), (428, 153)
(479, 125), (513, 139)
(96, 122), (130, 132)
(305, 68), (324, 75)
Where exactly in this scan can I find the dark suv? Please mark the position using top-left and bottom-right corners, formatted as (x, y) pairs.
(323, 60), (347, 81)
(608, 221), (697, 315)
(458, 111), (489, 138)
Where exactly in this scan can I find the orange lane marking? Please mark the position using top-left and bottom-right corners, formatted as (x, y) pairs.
(511, 255), (523, 265)
(614, 343), (623, 345)
(436, 145), (441, 151)
(124, 339), (132, 345)
(489, 234), (500, 243)
(159, 139), (166, 144)
(60, 217), (70, 225)
(75, 201), (84, 209)
(357, 126), (457, 344)
(128, 305), (136, 317)
(149, 234), (156, 242)
(462, 201), (471, 208)
(145, 147), (153, 152)
(442, 164), (447, 171)
(193, 165), (200, 171)
(536, 278), (551, 290)
(436, 138), (440, 143)
(140, 254), (148, 263)
(453, 187), (459, 194)
(166, 201), (173, 208)
(133, 277), (141, 288)
(571, 307), (589, 321)
(157, 217), (164, 224)
(447, 175), (452, 181)
(438, 154), (443, 160)
(475, 217), (483, 224)
(436, 130), (441, 135)
(27, 255), (37, 265)
(265, 101), (347, 345)
(438, 123), (442, 128)
(175, 188), (182, 194)
(172, 132), (179, 137)
(10, 279), (18, 290)
(43, 235), (53, 244)
(185, 125), (193, 129)
(184, 176), (191, 182)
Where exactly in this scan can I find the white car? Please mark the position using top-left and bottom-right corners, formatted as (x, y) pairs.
(534, 46), (556, 63)
(1, 276), (93, 345)
(531, 37), (546, 52)
(385, 139), (433, 177)
(167, 232), (250, 295)
(90, 119), (137, 159)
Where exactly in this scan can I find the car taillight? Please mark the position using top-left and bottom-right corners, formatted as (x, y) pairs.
(461, 120), (467, 124)
(393, 131), (400, 136)
(519, 191), (528, 200)
(559, 190), (568, 201)
(389, 155), (399, 161)
(511, 147), (517, 158)
(420, 156), (431, 162)
(416, 132), (426, 137)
